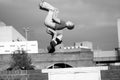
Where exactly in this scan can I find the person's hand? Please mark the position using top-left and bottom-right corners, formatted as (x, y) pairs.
(52, 38), (57, 44)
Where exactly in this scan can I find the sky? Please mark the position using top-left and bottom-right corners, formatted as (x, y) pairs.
(0, 0), (120, 50)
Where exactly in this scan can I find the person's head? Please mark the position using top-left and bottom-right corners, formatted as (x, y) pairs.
(66, 21), (75, 30)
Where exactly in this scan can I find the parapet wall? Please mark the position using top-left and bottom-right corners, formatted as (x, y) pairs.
(0, 50), (94, 70)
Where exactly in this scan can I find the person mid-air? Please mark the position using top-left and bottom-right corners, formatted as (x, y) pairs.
(39, 0), (75, 53)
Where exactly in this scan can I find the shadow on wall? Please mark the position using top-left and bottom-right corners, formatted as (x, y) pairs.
(48, 63), (72, 69)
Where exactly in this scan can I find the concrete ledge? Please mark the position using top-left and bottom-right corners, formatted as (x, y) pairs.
(42, 66), (108, 74)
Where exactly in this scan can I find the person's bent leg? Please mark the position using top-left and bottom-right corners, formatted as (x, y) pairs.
(52, 9), (60, 23)
(44, 11), (56, 29)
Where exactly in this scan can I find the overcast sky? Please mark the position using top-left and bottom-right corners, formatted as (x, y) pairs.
(0, 0), (120, 50)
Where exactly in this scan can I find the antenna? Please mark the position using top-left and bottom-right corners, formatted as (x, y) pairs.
(117, 19), (120, 48)
(23, 26), (31, 40)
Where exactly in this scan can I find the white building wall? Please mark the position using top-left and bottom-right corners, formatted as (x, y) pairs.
(0, 23), (38, 54)
(0, 26), (26, 42)
(74, 41), (93, 50)
(11, 26), (26, 41)
(94, 50), (117, 57)
(0, 21), (6, 26)
(0, 26), (12, 41)
(0, 41), (38, 54)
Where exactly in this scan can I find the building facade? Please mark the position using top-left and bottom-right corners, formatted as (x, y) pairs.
(0, 26), (26, 42)
(0, 22), (38, 54)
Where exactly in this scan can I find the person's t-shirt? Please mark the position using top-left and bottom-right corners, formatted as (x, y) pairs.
(55, 20), (67, 30)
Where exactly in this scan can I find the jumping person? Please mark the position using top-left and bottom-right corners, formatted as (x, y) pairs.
(39, 0), (75, 53)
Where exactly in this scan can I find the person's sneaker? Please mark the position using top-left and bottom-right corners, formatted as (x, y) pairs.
(39, 0), (44, 7)
(39, 2), (49, 11)
(39, 1), (55, 11)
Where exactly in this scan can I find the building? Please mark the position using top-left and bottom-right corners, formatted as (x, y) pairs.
(0, 22), (38, 54)
(54, 41), (93, 53)
(0, 25), (26, 42)
(74, 41), (93, 50)
(0, 21), (6, 26)
(0, 41), (38, 54)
